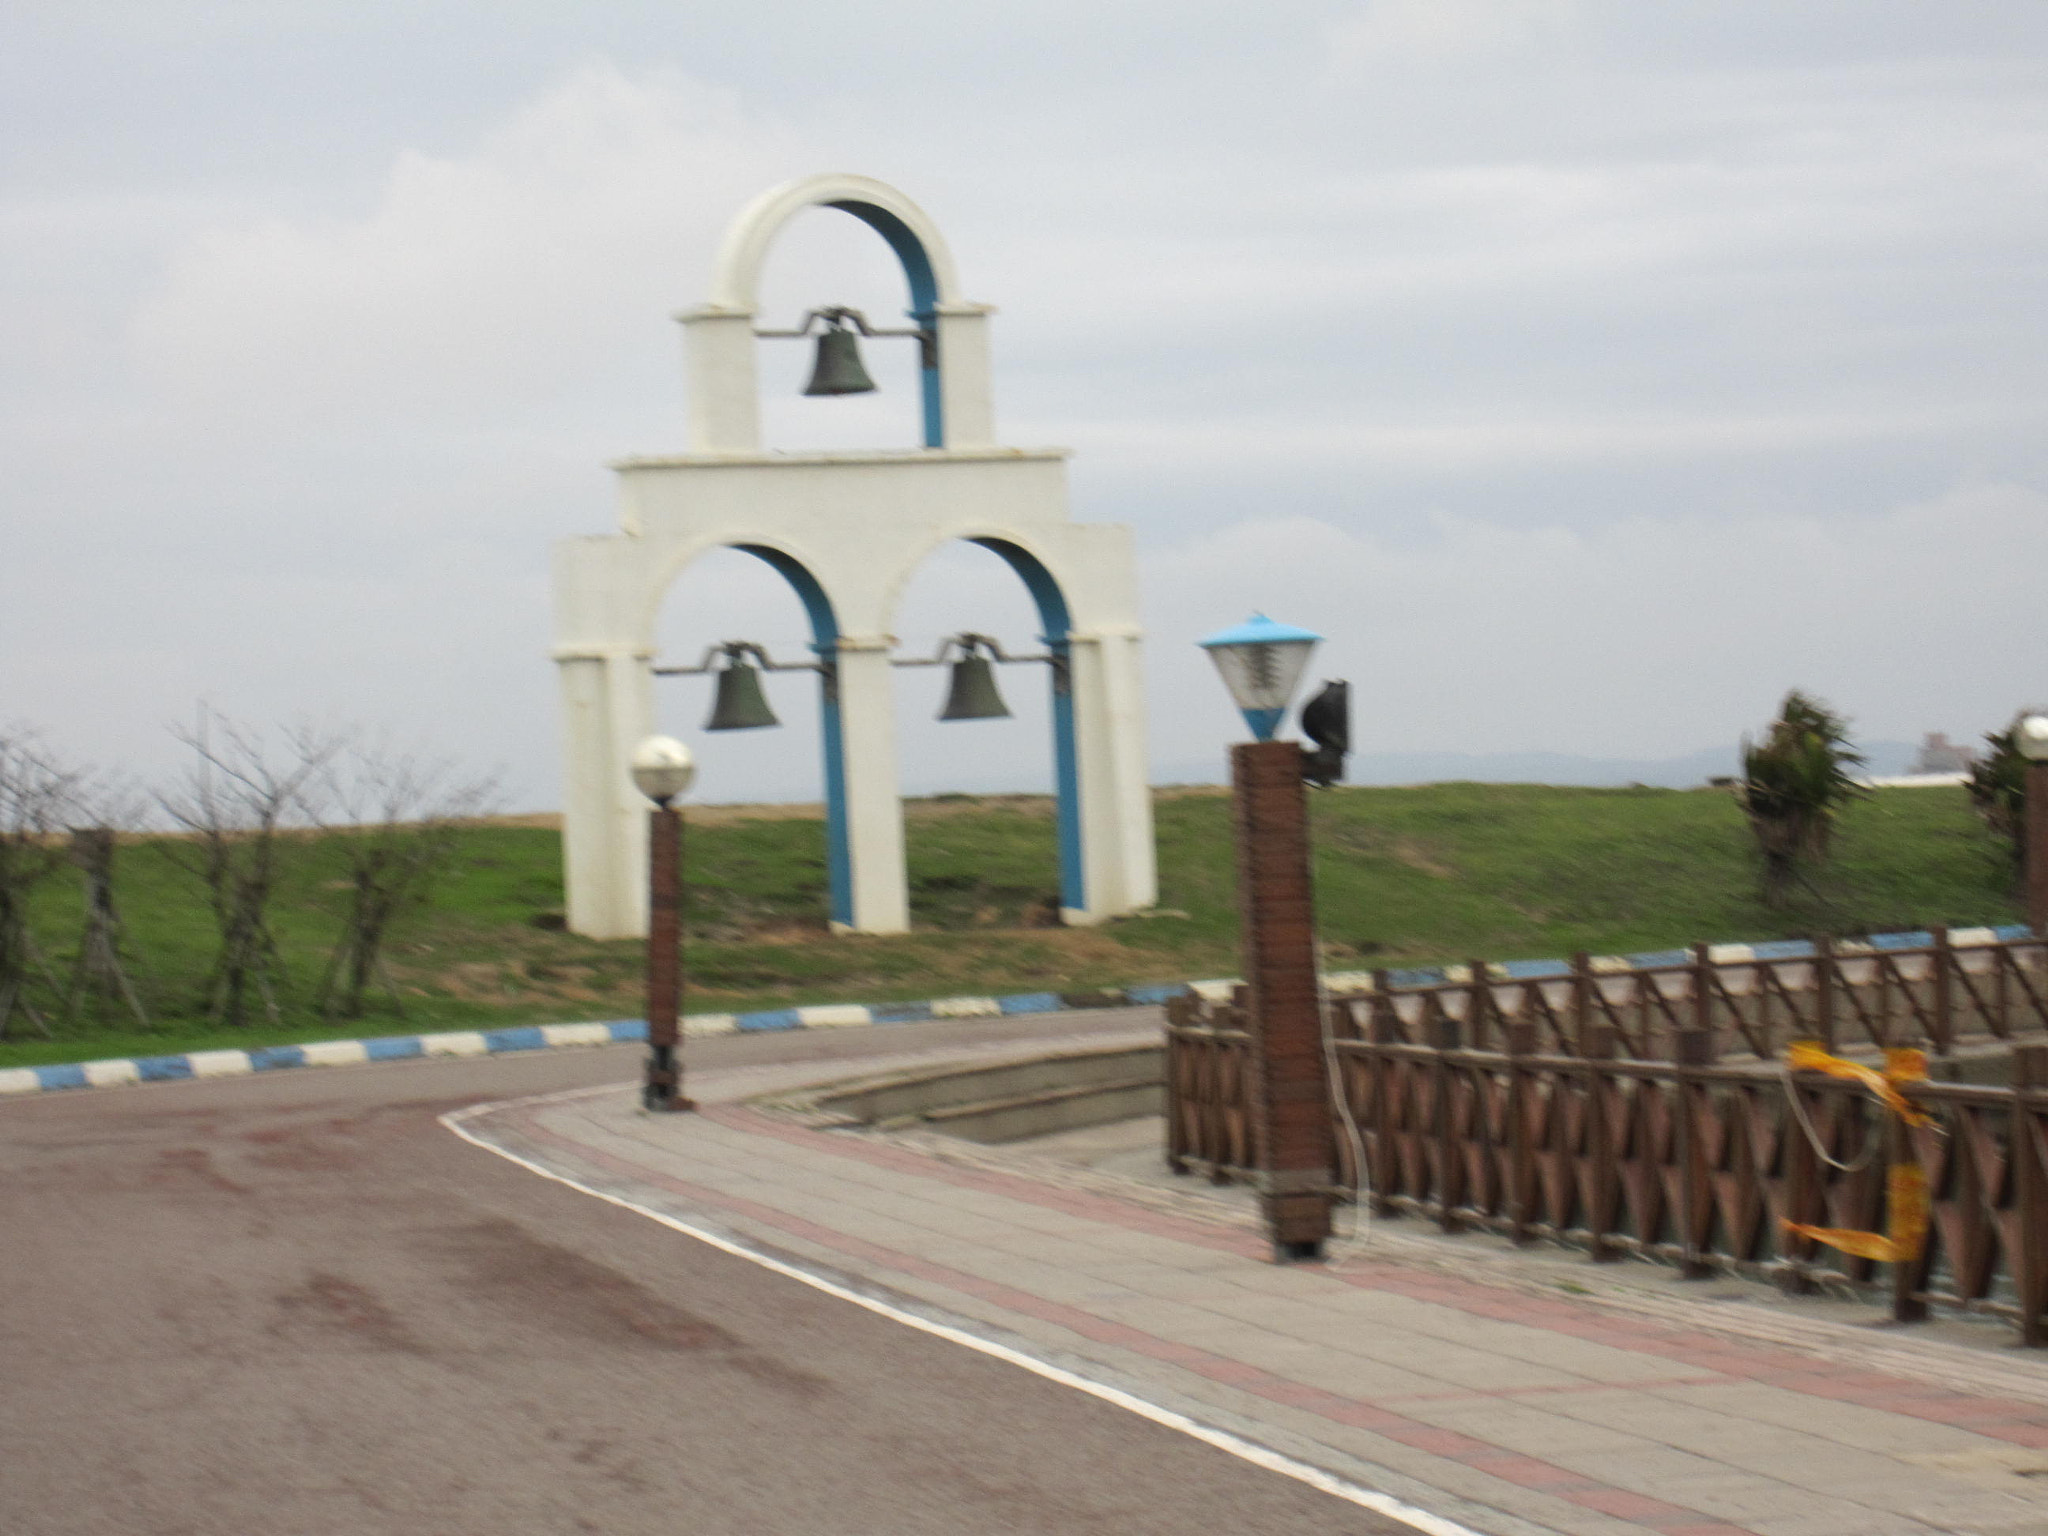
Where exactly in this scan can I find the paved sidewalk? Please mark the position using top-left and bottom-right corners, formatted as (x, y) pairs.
(459, 1033), (2048, 1536)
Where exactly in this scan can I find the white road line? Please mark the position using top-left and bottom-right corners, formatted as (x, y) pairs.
(440, 1100), (1488, 1536)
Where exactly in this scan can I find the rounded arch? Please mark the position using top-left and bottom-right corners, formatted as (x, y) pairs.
(885, 532), (1085, 914)
(877, 526), (1072, 638)
(654, 539), (855, 927)
(705, 174), (965, 451)
(707, 174), (962, 314)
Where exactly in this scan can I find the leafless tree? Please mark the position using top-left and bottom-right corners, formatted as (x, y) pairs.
(313, 738), (498, 1021)
(0, 729), (88, 1040)
(63, 806), (153, 1030)
(157, 708), (337, 1029)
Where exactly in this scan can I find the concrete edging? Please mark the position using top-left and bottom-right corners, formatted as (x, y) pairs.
(2, 922), (2031, 1098)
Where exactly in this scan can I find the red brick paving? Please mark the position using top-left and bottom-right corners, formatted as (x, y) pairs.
(480, 1093), (2048, 1536)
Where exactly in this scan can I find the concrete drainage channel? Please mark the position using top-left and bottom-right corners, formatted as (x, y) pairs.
(773, 1044), (1165, 1144)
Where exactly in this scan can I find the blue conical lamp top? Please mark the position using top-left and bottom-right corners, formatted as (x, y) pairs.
(1198, 613), (1322, 741)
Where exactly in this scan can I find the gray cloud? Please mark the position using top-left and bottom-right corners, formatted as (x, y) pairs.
(4, 7), (2046, 809)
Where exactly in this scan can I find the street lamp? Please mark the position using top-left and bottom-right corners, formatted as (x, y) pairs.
(2019, 712), (2048, 937)
(1198, 614), (1339, 1262)
(631, 735), (697, 1113)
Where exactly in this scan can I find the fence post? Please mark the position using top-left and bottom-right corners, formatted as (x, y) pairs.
(1572, 951), (1594, 1050)
(1165, 992), (1193, 1174)
(1674, 1025), (1716, 1279)
(1432, 1013), (1466, 1233)
(1468, 959), (1492, 1053)
(1890, 1099), (1930, 1325)
(1506, 1019), (1538, 1246)
(1583, 1023), (1623, 1262)
(1370, 967), (1395, 1040)
(1815, 935), (1837, 1051)
(1930, 924), (1953, 1058)
(1778, 1064), (1820, 1295)
(2014, 1044), (2048, 1348)
(1692, 942), (1714, 1042)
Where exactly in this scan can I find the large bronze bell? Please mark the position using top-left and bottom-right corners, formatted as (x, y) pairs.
(803, 325), (878, 397)
(938, 653), (1010, 721)
(705, 659), (779, 731)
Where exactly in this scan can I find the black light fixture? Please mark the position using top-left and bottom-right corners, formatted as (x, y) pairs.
(1299, 680), (1350, 788)
(756, 306), (935, 398)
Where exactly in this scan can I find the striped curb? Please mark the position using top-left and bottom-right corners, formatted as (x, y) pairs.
(2, 923), (2032, 1099)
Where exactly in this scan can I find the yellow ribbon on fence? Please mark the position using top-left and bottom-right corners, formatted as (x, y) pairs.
(1780, 1041), (1931, 1263)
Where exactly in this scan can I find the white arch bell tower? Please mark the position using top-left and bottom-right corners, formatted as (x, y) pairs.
(552, 174), (1157, 938)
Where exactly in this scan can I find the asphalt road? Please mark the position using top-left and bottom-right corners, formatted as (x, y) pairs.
(3, 1018), (1425, 1536)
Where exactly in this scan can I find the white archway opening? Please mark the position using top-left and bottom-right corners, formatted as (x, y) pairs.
(755, 205), (928, 453)
(653, 546), (826, 807)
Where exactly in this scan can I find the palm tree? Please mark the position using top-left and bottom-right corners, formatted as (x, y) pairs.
(1966, 723), (2027, 878)
(1738, 690), (1865, 907)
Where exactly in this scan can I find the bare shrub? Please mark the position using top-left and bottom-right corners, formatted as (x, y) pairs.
(0, 728), (87, 1039)
(313, 739), (499, 1021)
(157, 708), (337, 1028)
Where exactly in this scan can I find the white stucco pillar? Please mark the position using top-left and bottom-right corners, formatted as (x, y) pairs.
(679, 307), (761, 452)
(1095, 626), (1157, 911)
(832, 637), (910, 934)
(1064, 628), (1154, 922)
(556, 646), (656, 939)
(934, 303), (996, 448)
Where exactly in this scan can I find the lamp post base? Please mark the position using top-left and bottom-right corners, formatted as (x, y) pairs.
(2028, 760), (2048, 938)
(642, 1044), (696, 1114)
(1263, 1186), (1334, 1262)
(643, 805), (694, 1113)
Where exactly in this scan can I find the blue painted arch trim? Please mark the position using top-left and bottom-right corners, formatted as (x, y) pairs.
(970, 538), (1084, 913)
(824, 199), (944, 449)
(733, 544), (854, 927)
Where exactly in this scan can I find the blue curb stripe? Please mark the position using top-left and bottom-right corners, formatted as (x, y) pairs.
(870, 1003), (933, 1024)
(134, 1055), (195, 1082)
(365, 1036), (424, 1060)
(1623, 949), (1689, 969)
(1124, 983), (1189, 1005)
(998, 992), (1063, 1015)
(249, 1046), (306, 1072)
(1386, 967), (1445, 988)
(1500, 959), (1572, 980)
(1748, 940), (1815, 960)
(484, 1026), (548, 1054)
(35, 1063), (88, 1090)
(607, 1019), (648, 1042)
(736, 1008), (802, 1033)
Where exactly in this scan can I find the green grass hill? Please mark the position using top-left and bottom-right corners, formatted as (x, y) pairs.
(4, 782), (2023, 1069)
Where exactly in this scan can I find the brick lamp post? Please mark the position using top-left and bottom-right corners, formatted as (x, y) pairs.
(1198, 615), (1342, 1262)
(2021, 714), (2048, 938)
(630, 735), (697, 1113)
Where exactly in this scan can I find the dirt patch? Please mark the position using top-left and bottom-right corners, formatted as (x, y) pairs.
(431, 1218), (828, 1391)
(270, 1272), (428, 1354)
(1392, 839), (1456, 879)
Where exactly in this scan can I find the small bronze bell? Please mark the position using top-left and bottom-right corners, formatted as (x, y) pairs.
(803, 323), (878, 397)
(938, 652), (1010, 721)
(705, 659), (779, 731)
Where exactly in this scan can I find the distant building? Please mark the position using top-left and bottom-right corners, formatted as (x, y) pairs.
(1910, 732), (1976, 775)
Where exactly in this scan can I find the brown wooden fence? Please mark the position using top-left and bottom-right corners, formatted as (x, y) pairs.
(1164, 929), (2048, 1344)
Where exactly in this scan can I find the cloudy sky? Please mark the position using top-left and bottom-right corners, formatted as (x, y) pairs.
(5, 2), (2047, 809)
